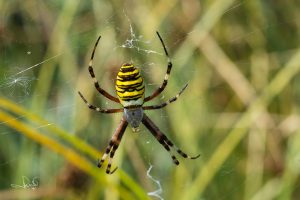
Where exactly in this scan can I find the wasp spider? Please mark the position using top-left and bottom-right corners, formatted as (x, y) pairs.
(78, 32), (200, 174)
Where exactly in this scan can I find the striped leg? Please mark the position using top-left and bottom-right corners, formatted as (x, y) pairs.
(78, 91), (123, 113)
(162, 134), (200, 159)
(143, 83), (188, 110)
(145, 31), (173, 102)
(142, 114), (200, 165)
(88, 35), (120, 103)
(97, 116), (128, 174)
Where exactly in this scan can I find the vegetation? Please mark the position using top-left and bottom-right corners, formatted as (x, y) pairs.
(0, 0), (300, 199)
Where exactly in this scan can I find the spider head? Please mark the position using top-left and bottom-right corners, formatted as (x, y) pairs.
(124, 107), (143, 132)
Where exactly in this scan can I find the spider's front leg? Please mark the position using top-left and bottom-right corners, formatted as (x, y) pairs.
(87, 35), (120, 103)
(97, 116), (128, 174)
(144, 31), (173, 102)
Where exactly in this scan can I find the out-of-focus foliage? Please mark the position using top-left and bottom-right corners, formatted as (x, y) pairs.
(1, 0), (300, 199)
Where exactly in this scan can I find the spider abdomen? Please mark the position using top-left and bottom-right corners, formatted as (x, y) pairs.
(115, 63), (145, 107)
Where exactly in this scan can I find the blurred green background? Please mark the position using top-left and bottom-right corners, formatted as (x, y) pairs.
(1, 0), (300, 199)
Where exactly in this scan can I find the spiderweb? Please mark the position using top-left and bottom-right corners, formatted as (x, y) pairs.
(0, 1), (268, 199)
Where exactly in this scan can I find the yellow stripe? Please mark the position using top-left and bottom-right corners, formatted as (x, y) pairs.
(121, 64), (133, 68)
(118, 69), (139, 76)
(116, 78), (143, 86)
(116, 85), (144, 92)
(121, 91), (143, 97)
(135, 85), (144, 90)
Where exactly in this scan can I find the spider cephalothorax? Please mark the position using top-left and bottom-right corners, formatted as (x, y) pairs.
(78, 32), (200, 174)
(123, 107), (143, 132)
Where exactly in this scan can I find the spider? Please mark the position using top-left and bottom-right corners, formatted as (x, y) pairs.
(78, 31), (200, 174)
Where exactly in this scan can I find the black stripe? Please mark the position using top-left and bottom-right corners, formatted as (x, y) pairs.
(121, 97), (143, 101)
(120, 66), (135, 72)
(117, 87), (144, 93)
(117, 81), (143, 88)
(118, 93), (143, 99)
(117, 74), (140, 81)
(118, 71), (139, 77)
(118, 72), (139, 78)
(117, 85), (144, 91)
(117, 74), (141, 81)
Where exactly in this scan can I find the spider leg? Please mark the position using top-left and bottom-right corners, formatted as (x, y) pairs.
(142, 114), (200, 165)
(144, 116), (179, 165)
(97, 116), (128, 174)
(144, 31), (173, 102)
(143, 83), (188, 110)
(88, 35), (120, 103)
(78, 91), (123, 113)
(162, 135), (200, 159)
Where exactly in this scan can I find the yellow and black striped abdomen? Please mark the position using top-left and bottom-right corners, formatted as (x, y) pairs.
(115, 63), (145, 107)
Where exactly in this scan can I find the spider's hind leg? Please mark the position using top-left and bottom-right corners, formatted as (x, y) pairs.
(156, 134), (180, 165)
(163, 136), (200, 159)
(97, 116), (128, 174)
(142, 114), (200, 165)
